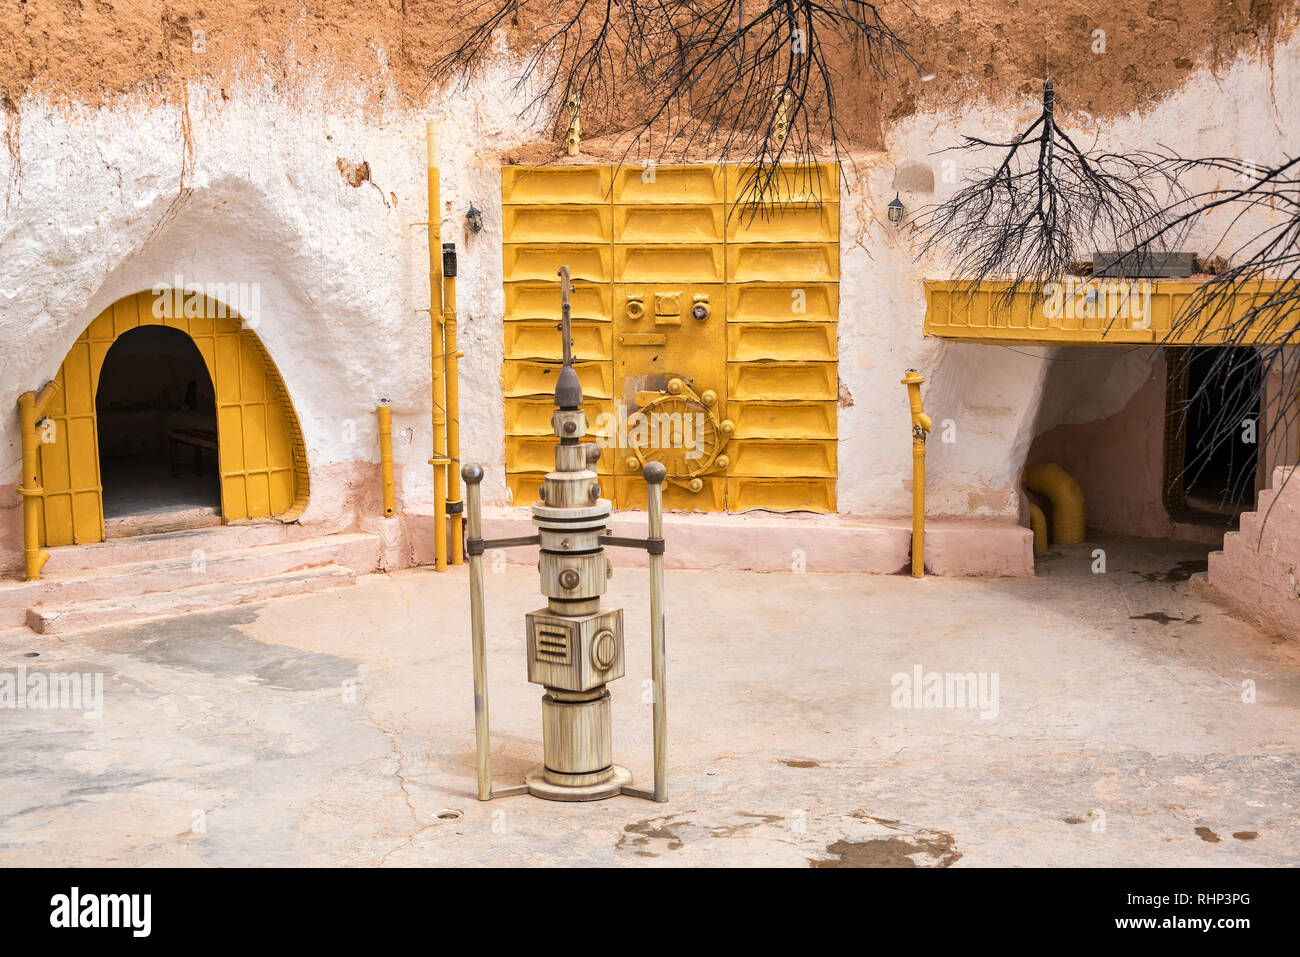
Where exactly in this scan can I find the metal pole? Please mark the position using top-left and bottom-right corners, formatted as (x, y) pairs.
(426, 121), (448, 571)
(443, 244), (464, 565)
(463, 463), (491, 800)
(901, 370), (931, 579)
(644, 461), (668, 802)
(377, 404), (395, 519)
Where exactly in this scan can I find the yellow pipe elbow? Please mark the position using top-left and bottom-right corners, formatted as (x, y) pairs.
(1028, 502), (1048, 555)
(1024, 462), (1086, 545)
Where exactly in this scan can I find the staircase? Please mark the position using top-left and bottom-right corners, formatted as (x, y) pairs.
(1194, 466), (1300, 640)
(0, 525), (380, 635)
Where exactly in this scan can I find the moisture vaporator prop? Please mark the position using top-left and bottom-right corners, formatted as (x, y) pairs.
(461, 265), (668, 803)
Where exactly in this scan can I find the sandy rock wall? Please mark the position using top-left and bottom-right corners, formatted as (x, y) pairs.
(0, 29), (1296, 575)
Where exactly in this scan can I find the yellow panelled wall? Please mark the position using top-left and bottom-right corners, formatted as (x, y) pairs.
(502, 163), (839, 513)
(37, 291), (309, 546)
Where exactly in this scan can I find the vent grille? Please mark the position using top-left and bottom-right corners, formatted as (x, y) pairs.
(536, 629), (570, 664)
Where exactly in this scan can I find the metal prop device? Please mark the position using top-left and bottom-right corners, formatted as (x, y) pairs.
(461, 265), (669, 803)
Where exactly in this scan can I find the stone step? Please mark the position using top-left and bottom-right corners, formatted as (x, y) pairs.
(26, 564), (357, 635)
(0, 532), (380, 629)
(40, 522), (312, 575)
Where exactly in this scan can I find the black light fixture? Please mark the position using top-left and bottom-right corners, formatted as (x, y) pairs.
(466, 204), (483, 233)
(887, 192), (905, 224)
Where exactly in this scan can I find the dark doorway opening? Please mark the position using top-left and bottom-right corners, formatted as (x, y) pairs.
(96, 326), (221, 536)
(1166, 347), (1261, 524)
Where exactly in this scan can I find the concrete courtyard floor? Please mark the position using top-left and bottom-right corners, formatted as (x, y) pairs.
(1, 534), (1298, 867)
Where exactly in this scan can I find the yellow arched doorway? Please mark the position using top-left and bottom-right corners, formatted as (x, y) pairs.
(36, 290), (309, 546)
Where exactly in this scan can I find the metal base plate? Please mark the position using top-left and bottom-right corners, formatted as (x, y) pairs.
(525, 765), (632, 802)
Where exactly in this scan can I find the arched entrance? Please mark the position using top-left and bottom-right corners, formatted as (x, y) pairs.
(96, 325), (222, 535)
(36, 290), (309, 546)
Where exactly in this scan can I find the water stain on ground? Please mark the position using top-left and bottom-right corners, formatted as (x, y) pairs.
(780, 759), (820, 768)
(1134, 560), (1209, 584)
(808, 811), (961, 868)
(616, 812), (784, 858)
(1131, 612), (1202, 625)
(1195, 826), (1221, 843)
(1233, 831), (1258, 840)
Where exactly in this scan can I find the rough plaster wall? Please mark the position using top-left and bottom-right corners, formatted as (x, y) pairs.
(0, 34), (1296, 570)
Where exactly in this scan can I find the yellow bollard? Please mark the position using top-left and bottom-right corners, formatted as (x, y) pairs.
(377, 405), (395, 519)
(901, 370), (931, 579)
(17, 380), (60, 581)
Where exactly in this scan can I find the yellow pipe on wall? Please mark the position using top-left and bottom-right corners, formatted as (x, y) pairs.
(17, 379), (60, 581)
(901, 370), (932, 578)
(442, 245), (464, 565)
(377, 404), (395, 519)
(426, 121), (448, 571)
(1028, 501), (1048, 555)
(1024, 462), (1086, 544)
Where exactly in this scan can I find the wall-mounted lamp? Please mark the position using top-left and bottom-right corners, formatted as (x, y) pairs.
(887, 193), (905, 224)
(466, 204), (483, 234)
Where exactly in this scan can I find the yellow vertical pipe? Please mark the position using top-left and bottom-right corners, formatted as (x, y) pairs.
(377, 404), (395, 519)
(902, 370), (931, 579)
(426, 121), (448, 571)
(442, 247), (464, 564)
(17, 380), (60, 581)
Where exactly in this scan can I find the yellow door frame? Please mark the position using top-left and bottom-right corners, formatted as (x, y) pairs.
(34, 290), (309, 548)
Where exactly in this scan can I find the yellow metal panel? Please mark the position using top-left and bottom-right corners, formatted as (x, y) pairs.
(501, 162), (842, 514)
(727, 477), (836, 513)
(614, 475), (725, 511)
(613, 205), (725, 245)
(725, 203), (838, 244)
(729, 283), (837, 323)
(503, 360), (614, 399)
(612, 164), (724, 204)
(505, 398), (605, 437)
(729, 401), (837, 440)
(924, 280), (1300, 345)
(730, 439), (837, 478)
(725, 164), (839, 206)
(615, 245), (724, 283)
(502, 166), (612, 205)
(505, 282), (612, 322)
(728, 322), (837, 362)
(728, 243), (838, 283)
(505, 320), (612, 362)
(728, 361), (838, 401)
(507, 435), (616, 474)
(503, 244), (613, 283)
(502, 205), (613, 245)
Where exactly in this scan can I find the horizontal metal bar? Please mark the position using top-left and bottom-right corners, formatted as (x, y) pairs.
(600, 535), (665, 555)
(466, 534), (541, 556)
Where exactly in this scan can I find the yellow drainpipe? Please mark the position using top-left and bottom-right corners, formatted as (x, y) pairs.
(1024, 462), (1086, 544)
(426, 121), (449, 570)
(377, 404), (395, 519)
(17, 379), (61, 581)
(902, 370), (932, 578)
(442, 243), (464, 564)
(1028, 501), (1048, 555)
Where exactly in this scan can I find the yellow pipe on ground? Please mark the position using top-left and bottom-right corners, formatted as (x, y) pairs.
(1024, 462), (1086, 544)
(426, 121), (448, 571)
(377, 404), (395, 519)
(901, 370), (932, 578)
(17, 380), (60, 581)
(442, 245), (464, 565)
(1028, 501), (1048, 555)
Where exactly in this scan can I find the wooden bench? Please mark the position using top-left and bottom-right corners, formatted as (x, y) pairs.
(169, 428), (218, 477)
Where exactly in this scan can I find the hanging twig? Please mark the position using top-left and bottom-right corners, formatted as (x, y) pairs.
(916, 80), (1188, 309)
(430, 0), (920, 212)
